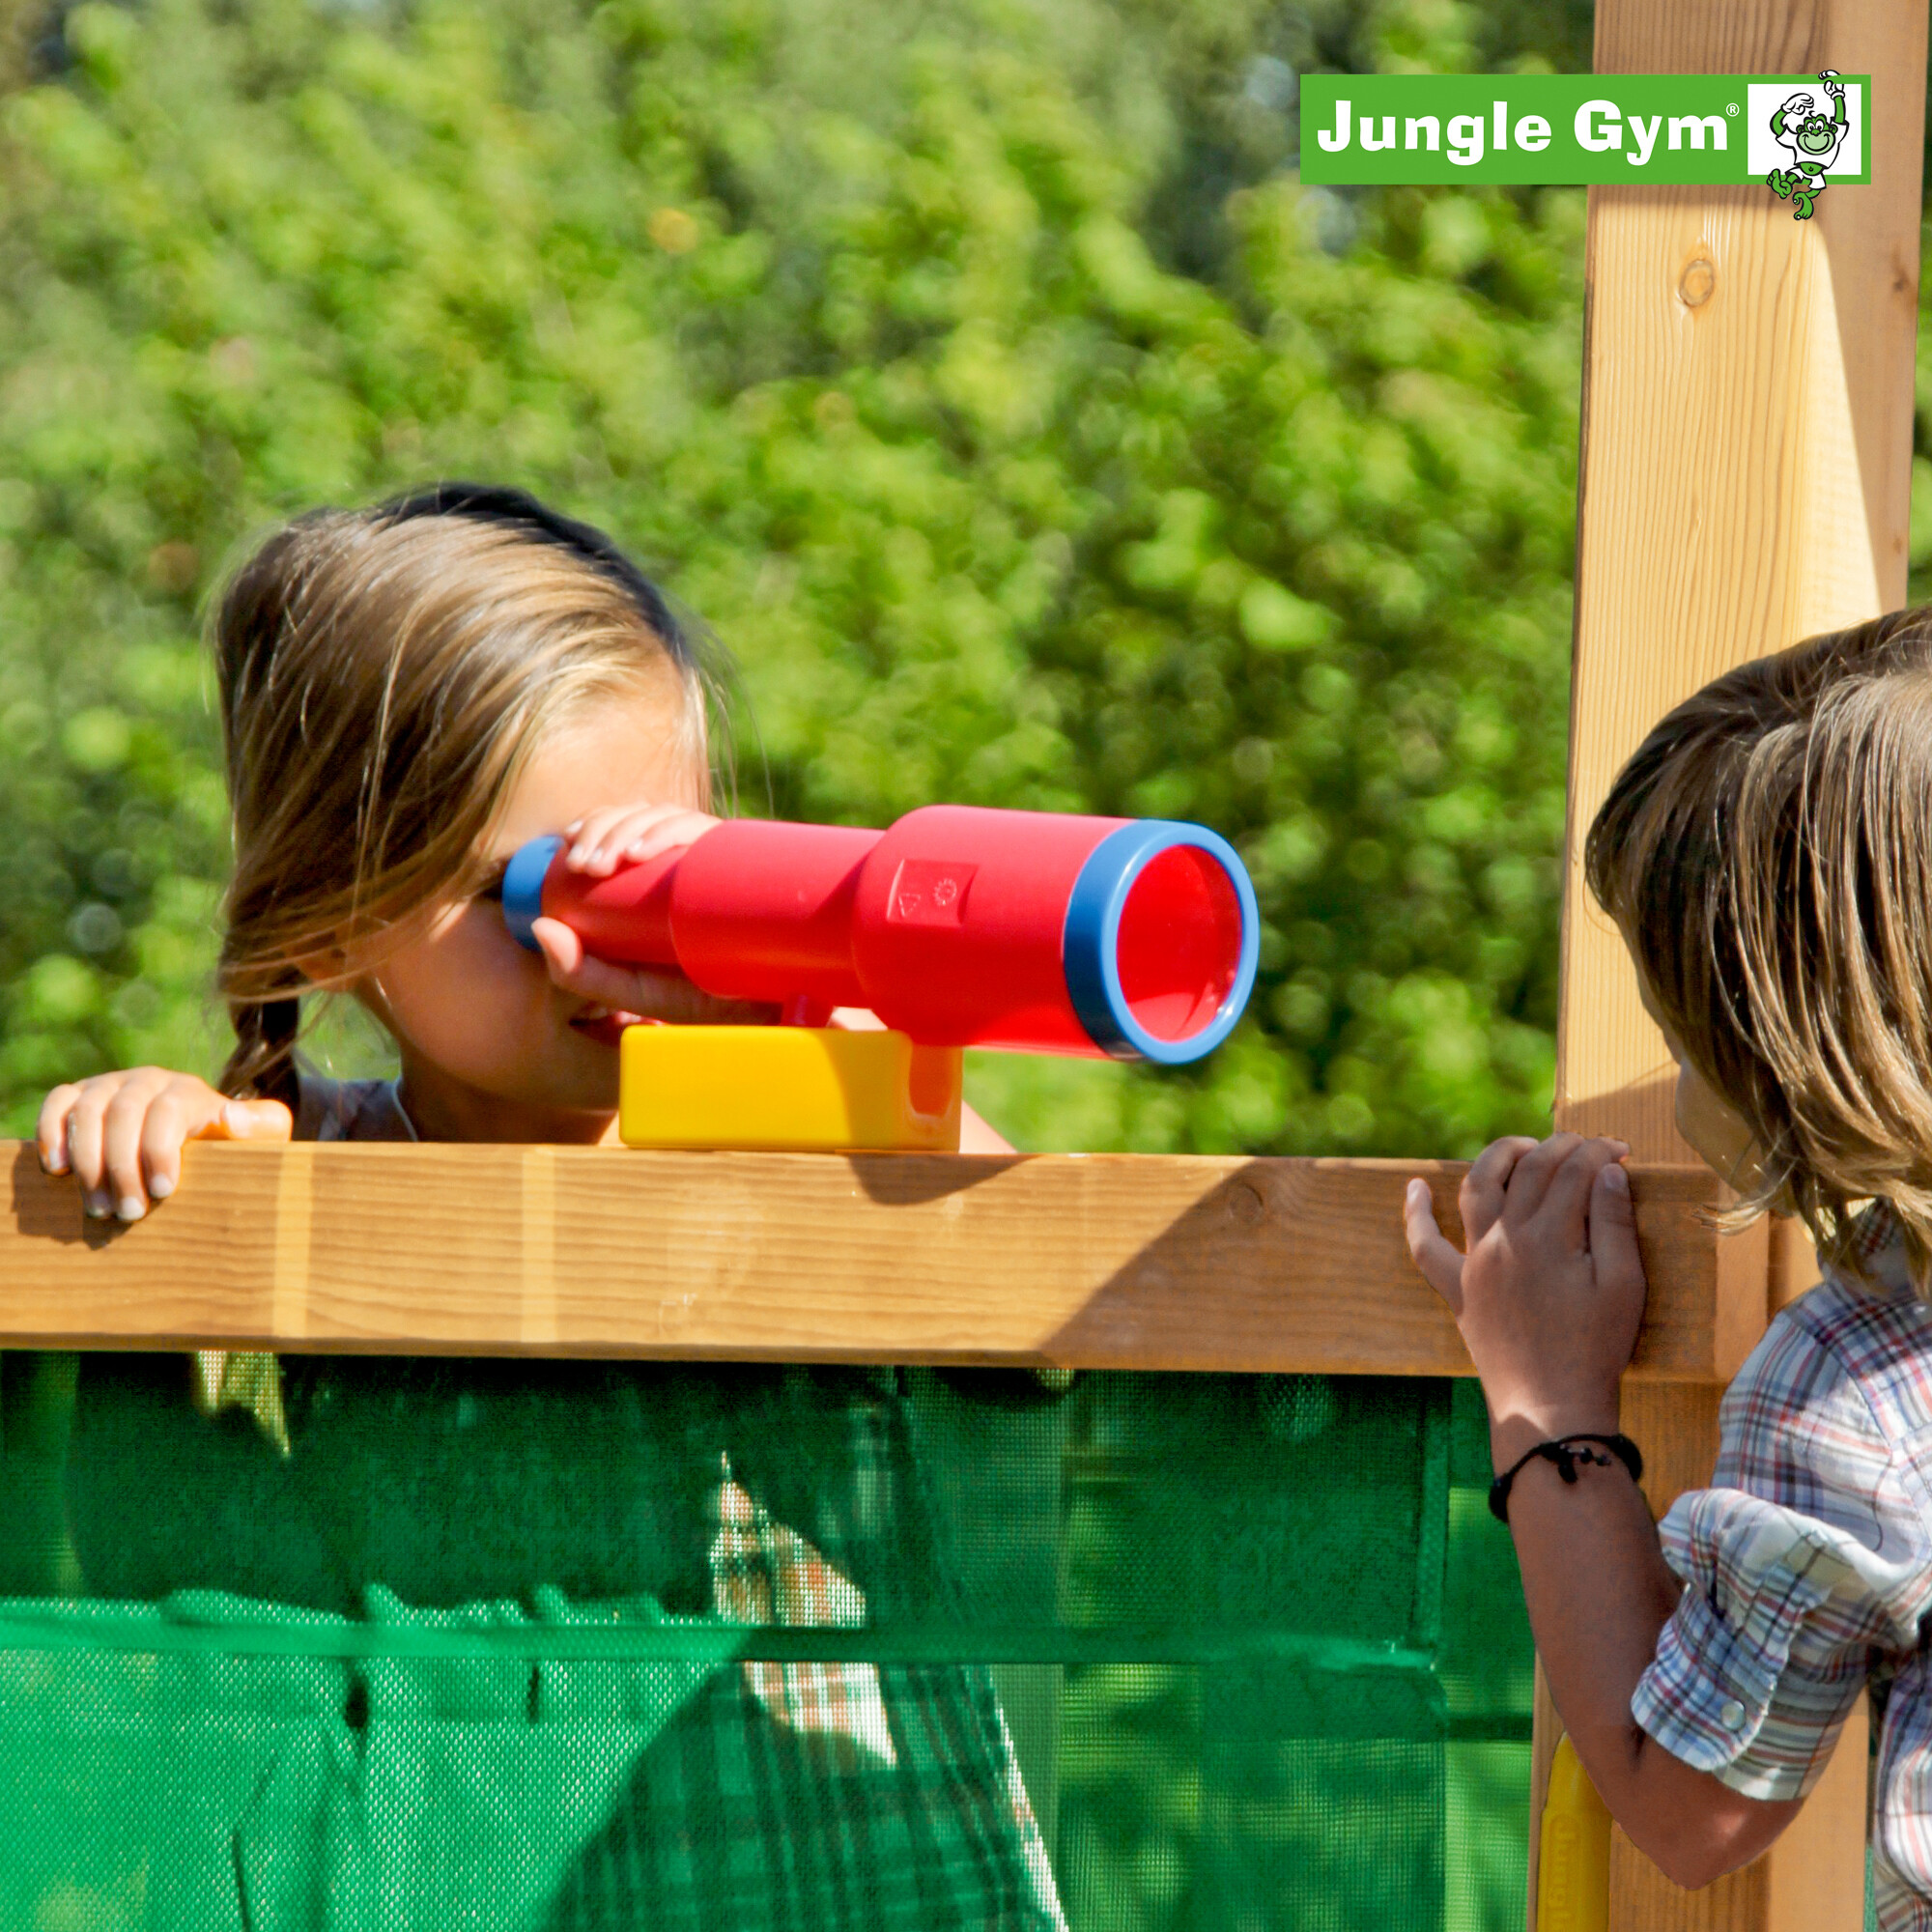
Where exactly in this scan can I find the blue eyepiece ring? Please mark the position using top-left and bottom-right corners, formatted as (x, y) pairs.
(1061, 821), (1260, 1065)
(502, 835), (563, 952)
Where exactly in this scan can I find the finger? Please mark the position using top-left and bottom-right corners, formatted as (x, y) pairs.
(36, 1084), (80, 1175)
(1540, 1137), (1628, 1250)
(133, 1081), (226, 1208)
(588, 807), (711, 871)
(575, 955), (753, 1026)
(531, 916), (586, 980)
(562, 806), (642, 873)
(1588, 1160), (1648, 1303)
(555, 952), (775, 1026)
(101, 1077), (174, 1220)
(537, 915), (774, 1024)
(1498, 1132), (1584, 1223)
(137, 1091), (288, 1195)
(1460, 1136), (1540, 1240)
(65, 1078), (137, 1213)
(536, 915), (693, 1017)
(618, 810), (716, 867)
(538, 915), (664, 1006)
(552, 948), (657, 1012)
(1405, 1179), (1466, 1316)
(565, 805), (712, 875)
(187, 1097), (295, 1144)
(215, 1098), (295, 1143)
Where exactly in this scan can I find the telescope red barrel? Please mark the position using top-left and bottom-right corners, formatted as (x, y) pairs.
(502, 806), (1259, 1064)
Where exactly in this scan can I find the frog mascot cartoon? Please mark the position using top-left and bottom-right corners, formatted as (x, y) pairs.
(1767, 71), (1847, 219)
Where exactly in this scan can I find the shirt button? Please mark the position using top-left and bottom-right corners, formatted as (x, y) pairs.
(1719, 1698), (1747, 1732)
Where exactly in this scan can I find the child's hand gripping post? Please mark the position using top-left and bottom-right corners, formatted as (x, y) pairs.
(502, 804), (1261, 1151)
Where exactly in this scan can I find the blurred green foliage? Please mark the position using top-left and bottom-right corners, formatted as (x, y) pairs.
(0, 0), (1596, 1154)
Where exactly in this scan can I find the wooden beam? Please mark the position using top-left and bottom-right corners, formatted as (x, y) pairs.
(0, 1142), (1760, 1376)
(1543, 3), (1927, 1928)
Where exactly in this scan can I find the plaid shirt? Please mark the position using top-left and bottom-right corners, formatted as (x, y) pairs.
(1632, 1208), (1932, 1927)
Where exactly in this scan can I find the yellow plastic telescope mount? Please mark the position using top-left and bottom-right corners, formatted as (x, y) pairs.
(1537, 1734), (1610, 1932)
(618, 1025), (963, 1152)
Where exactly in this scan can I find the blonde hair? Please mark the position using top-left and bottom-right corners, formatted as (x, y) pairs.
(212, 490), (711, 1107)
(1586, 607), (1932, 1289)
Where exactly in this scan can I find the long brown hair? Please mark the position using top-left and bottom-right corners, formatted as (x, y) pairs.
(212, 487), (711, 1108)
(1586, 607), (1932, 1287)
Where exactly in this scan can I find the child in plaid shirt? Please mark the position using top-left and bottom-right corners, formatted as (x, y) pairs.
(36, 485), (1064, 1930)
(1406, 609), (1932, 1922)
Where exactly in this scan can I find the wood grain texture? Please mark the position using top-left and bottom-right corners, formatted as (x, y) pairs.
(1767, 1216), (1823, 1315)
(0, 1142), (1753, 1375)
(1538, 3), (1929, 1927)
(1560, 0), (1926, 1149)
(1764, 1691), (1869, 1932)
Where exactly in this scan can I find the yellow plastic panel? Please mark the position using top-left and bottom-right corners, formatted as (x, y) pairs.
(618, 1026), (962, 1152)
(1537, 1735), (1610, 1932)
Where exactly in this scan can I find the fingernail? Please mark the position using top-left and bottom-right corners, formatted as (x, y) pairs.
(40, 1151), (67, 1176)
(116, 1197), (146, 1222)
(85, 1191), (111, 1219)
(1602, 1165), (1630, 1194)
(149, 1174), (175, 1201)
(223, 1102), (249, 1135)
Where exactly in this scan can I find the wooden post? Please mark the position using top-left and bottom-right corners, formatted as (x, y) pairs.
(1542, 2), (1926, 1927)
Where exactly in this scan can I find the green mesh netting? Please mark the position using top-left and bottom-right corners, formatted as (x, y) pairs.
(0, 1355), (1532, 1931)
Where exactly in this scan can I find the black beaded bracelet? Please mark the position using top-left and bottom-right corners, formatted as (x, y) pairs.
(1488, 1433), (1643, 1524)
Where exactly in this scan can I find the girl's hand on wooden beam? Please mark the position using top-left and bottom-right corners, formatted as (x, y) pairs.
(36, 1070), (291, 1223)
(1405, 1131), (1644, 1465)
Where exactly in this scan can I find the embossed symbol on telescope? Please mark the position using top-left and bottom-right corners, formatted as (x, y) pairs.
(889, 861), (975, 926)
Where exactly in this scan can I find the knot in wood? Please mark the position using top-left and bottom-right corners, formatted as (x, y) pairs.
(1678, 257), (1716, 309)
(1226, 1179), (1267, 1228)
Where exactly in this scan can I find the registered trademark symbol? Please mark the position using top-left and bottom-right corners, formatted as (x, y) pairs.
(1726, 101), (1740, 116)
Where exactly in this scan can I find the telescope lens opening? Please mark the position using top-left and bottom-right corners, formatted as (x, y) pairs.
(1115, 844), (1245, 1043)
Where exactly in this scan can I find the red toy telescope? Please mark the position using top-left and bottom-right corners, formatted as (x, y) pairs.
(502, 807), (1259, 1065)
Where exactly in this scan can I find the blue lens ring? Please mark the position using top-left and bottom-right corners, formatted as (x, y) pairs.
(1062, 821), (1260, 1065)
(502, 835), (563, 952)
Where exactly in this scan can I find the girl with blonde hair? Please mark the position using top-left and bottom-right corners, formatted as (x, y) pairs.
(37, 482), (1063, 1930)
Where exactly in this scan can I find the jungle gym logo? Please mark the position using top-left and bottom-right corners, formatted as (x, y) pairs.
(1299, 71), (1868, 200)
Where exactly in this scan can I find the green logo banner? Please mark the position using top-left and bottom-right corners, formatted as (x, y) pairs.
(1299, 73), (1868, 211)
